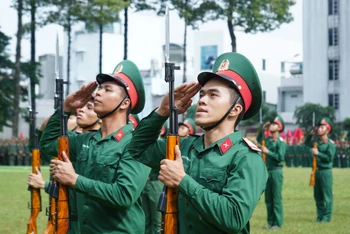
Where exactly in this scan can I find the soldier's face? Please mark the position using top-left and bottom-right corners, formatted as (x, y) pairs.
(317, 125), (328, 135)
(269, 123), (279, 132)
(178, 125), (190, 137)
(94, 81), (130, 115)
(76, 101), (98, 128)
(195, 79), (233, 127)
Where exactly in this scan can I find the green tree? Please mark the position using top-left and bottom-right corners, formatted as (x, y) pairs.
(241, 103), (277, 127)
(77, 0), (125, 73)
(294, 103), (336, 132)
(207, 0), (295, 52)
(0, 30), (15, 132)
(343, 118), (350, 131)
(43, 0), (84, 96)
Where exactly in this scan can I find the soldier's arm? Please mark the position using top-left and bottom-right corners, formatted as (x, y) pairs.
(266, 141), (286, 162)
(179, 151), (267, 233)
(40, 109), (78, 162)
(128, 110), (169, 168)
(74, 147), (151, 209)
(318, 142), (336, 163)
(304, 133), (314, 147)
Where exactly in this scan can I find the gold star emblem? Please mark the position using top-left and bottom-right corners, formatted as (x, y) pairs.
(218, 59), (229, 71)
(113, 65), (123, 75)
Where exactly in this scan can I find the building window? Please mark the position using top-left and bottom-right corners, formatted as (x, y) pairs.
(291, 94), (298, 98)
(281, 62), (285, 73)
(262, 59), (266, 71)
(328, 28), (339, 46)
(328, 60), (339, 80)
(328, 0), (338, 15)
(76, 51), (84, 63)
(328, 93), (339, 109)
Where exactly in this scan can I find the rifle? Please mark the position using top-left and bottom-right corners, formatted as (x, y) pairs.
(157, 5), (180, 234)
(45, 35), (70, 233)
(259, 109), (266, 163)
(309, 142), (318, 186)
(26, 77), (42, 234)
(261, 140), (266, 164)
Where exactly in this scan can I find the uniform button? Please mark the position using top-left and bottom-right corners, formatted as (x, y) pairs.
(104, 162), (107, 165)
(96, 144), (100, 148)
(198, 155), (202, 159)
(90, 162), (94, 166)
(207, 176), (212, 180)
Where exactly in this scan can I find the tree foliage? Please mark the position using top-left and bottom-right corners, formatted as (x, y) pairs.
(206, 0), (295, 52)
(294, 103), (336, 132)
(241, 103), (277, 127)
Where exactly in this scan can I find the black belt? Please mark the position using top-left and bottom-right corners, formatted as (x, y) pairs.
(267, 167), (283, 171)
(317, 167), (331, 170)
(148, 175), (159, 181)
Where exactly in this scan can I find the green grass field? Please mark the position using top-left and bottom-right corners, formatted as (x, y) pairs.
(0, 166), (349, 234)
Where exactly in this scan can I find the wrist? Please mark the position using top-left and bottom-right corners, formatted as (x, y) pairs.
(156, 107), (169, 117)
(71, 174), (79, 188)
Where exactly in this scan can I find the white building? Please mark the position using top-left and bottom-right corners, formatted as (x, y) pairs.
(303, 0), (350, 121)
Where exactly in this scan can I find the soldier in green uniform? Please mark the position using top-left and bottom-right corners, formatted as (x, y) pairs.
(0, 139), (4, 165)
(305, 118), (335, 222)
(128, 52), (268, 234)
(178, 118), (196, 137)
(40, 60), (151, 234)
(8, 138), (17, 166)
(258, 115), (286, 229)
(142, 123), (167, 234)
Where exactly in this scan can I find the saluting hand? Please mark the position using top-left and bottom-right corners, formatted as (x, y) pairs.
(64, 81), (98, 113)
(156, 82), (201, 117)
(50, 151), (78, 187)
(159, 145), (186, 188)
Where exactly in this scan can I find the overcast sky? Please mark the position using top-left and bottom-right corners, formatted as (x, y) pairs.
(0, 0), (303, 61)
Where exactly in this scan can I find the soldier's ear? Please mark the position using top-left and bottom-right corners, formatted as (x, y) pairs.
(228, 103), (243, 118)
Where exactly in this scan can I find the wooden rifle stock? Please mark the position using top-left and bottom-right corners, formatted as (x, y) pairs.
(261, 140), (266, 164)
(163, 135), (180, 234)
(44, 158), (58, 234)
(309, 142), (317, 186)
(55, 137), (70, 233)
(26, 149), (42, 234)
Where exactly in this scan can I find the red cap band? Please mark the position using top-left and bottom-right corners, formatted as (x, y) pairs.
(216, 70), (252, 113)
(115, 73), (138, 110)
(184, 122), (194, 135)
(322, 121), (332, 132)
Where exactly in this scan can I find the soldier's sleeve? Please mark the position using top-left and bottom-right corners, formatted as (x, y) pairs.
(266, 140), (286, 162)
(128, 110), (169, 169)
(318, 142), (336, 163)
(304, 133), (314, 148)
(40, 109), (78, 162)
(74, 145), (151, 209)
(178, 150), (268, 233)
(256, 127), (263, 143)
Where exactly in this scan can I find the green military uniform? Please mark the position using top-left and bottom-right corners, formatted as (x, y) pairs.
(305, 118), (336, 222)
(8, 141), (17, 166)
(40, 60), (151, 234)
(129, 52), (268, 233)
(142, 169), (163, 234)
(23, 140), (31, 166)
(258, 116), (286, 228)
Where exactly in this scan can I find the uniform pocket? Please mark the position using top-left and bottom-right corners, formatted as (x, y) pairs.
(199, 168), (226, 193)
(96, 154), (120, 183)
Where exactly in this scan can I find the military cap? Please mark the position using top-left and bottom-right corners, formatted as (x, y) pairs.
(96, 60), (145, 114)
(197, 52), (262, 120)
(318, 117), (333, 133)
(179, 118), (196, 135)
(272, 115), (285, 132)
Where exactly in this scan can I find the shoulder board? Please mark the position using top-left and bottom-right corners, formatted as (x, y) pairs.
(242, 138), (261, 152)
(279, 137), (285, 142)
(329, 139), (335, 144)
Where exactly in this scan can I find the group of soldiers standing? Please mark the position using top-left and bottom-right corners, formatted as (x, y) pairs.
(284, 140), (350, 168)
(0, 137), (30, 166)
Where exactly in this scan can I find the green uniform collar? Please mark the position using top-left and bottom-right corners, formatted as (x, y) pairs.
(192, 131), (242, 155)
(91, 124), (133, 142)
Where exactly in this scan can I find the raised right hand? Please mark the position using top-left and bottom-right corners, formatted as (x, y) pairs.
(156, 82), (201, 117)
(64, 81), (98, 113)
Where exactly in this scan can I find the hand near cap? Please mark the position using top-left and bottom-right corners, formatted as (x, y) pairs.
(156, 82), (201, 117)
(64, 81), (98, 113)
